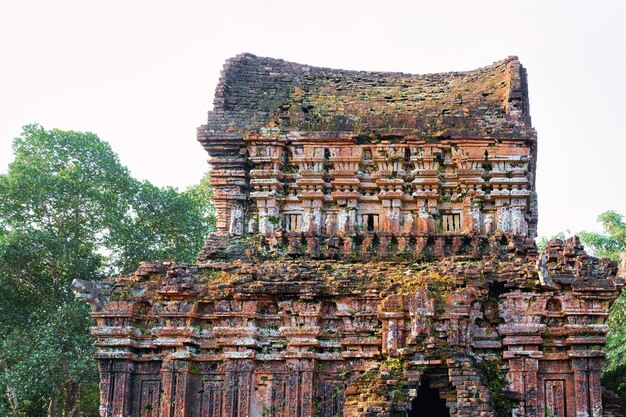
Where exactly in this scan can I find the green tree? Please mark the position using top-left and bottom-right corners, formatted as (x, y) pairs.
(0, 125), (215, 416)
(108, 175), (215, 274)
(0, 125), (129, 416)
(579, 211), (626, 261)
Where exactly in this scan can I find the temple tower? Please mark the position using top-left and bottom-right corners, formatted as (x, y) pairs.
(74, 54), (623, 417)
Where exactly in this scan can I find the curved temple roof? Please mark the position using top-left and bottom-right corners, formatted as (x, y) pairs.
(205, 53), (534, 142)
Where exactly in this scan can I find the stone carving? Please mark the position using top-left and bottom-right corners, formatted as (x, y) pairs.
(247, 216), (257, 235)
(337, 209), (348, 234)
(403, 211), (414, 234)
(76, 54), (624, 417)
(229, 205), (244, 236)
(511, 206), (528, 236)
(387, 209), (400, 234)
(496, 205), (511, 233)
(302, 209), (312, 233)
(468, 205), (481, 233)
(324, 213), (336, 235)
(482, 214), (494, 234)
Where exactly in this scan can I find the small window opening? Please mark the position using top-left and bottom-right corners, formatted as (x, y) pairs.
(196, 302), (215, 315)
(363, 149), (373, 160)
(284, 214), (302, 232)
(546, 298), (562, 312)
(440, 213), (461, 232)
(362, 214), (379, 232)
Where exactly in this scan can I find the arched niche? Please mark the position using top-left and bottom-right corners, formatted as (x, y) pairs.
(191, 301), (215, 329)
(541, 297), (566, 327)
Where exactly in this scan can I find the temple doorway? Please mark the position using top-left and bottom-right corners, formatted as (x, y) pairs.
(407, 378), (450, 417)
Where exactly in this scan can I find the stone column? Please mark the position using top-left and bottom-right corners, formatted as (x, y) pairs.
(416, 202), (430, 234)
(379, 311), (405, 356)
(570, 356), (604, 417)
(347, 199), (358, 233)
(506, 356), (540, 417)
(293, 149), (326, 234)
(251, 184), (282, 236)
(224, 358), (254, 417)
(336, 205), (349, 234)
(286, 359), (315, 417)
(160, 358), (190, 417)
(412, 173), (440, 235)
(564, 277), (621, 417)
(510, 192), (529, 236)
(379, 199), (392, 232)
(300, 200), (314, 233)
(463, 199), (482, 234)
(500, 322), (545, 417)
(588, 358), (604, 417)
(197, 125), (247, 235)
(97, 360), (115, 417)
(295, 180), (324, 233)
(98, 359), (133, 417)
(377, 179), (404, 234)
(494, 195), (511, 233)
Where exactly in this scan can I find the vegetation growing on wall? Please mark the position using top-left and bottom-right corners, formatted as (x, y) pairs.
(475, 359), (517, 417)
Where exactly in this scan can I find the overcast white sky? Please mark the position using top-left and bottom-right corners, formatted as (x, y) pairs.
(0, 0), (624, 238)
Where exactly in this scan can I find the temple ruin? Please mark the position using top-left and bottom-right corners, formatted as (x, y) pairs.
(73, 53), (624, 417)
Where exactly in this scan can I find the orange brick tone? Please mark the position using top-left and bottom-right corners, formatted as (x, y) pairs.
(74, 54), (624, 417)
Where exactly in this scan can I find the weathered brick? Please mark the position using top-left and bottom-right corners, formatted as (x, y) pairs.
(73, 54), (625, 417)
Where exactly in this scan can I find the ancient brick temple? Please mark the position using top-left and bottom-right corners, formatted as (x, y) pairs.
(74, 54), (625, 417)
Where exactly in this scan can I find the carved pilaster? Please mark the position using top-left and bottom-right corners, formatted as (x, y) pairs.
(98, 359), (133, 417)
(570, 357), (604, 417)
(286, 359), (314, 417)
(160, 359), (190, 417)
(507, 356), (540, 417)
(224, 359), (254, 417)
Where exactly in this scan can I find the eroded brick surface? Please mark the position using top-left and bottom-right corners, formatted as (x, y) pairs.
(74, 54), (624, 417)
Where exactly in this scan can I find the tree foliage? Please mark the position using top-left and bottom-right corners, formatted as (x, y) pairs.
(108, 176), (215, 274)
(579, 211), (626, 262)
(0, 125), (215, 416)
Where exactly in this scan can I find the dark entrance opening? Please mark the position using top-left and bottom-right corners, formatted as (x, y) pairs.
(407, 379), (450, 417)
